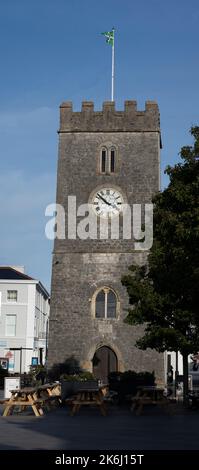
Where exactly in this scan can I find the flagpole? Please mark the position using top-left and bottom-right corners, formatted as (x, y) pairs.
(111, 28), (115, 101)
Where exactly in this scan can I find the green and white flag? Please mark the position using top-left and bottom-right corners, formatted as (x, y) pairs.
(101, 29), (114, 46)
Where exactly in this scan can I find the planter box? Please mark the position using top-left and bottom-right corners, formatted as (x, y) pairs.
(61, 379), (98, 400)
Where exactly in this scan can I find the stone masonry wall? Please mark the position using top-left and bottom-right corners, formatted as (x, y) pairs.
(47, 101), (164, 382)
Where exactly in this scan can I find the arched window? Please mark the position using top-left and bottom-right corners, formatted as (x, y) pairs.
(99, 145), (117, 174)
(101, 148), (107, 173)
(110, 147), (115, 173)
(95, 288), (117, 319)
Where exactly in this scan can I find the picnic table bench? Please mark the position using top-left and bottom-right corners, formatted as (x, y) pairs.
(131, 386), (170, 415)
(1, 382), (61, 417)
(38, 383), (61, 402)
(70, 386), (107, 416)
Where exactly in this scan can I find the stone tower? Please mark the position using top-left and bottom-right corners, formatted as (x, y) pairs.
(48, 100), (164, 382)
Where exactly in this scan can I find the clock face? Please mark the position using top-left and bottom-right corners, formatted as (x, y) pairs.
(92, 188), (123, 218)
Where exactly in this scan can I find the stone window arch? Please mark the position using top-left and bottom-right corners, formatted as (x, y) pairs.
(92, 287), (119, 319)
(98, 145), (118, 174)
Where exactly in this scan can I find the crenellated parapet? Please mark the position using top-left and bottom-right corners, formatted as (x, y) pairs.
(59, 100), (160, 133)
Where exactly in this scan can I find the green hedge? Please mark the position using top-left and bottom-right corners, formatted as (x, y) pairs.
(108, 370), (155, 403)
(60, 371), (94, 381)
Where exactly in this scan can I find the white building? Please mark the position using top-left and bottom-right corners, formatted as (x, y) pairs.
(0, 266), (50, 373)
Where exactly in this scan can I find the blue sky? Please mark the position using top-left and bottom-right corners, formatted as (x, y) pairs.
(0, 0), (198, 289)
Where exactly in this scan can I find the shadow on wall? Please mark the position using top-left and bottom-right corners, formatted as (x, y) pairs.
(47, 356), (81, 381)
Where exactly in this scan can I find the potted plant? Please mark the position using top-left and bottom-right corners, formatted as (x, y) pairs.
(61, 371), (97, 400)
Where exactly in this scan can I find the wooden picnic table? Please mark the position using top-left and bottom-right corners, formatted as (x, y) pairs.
(37, 382), (61, 407)
(70, 386), (107, 416)
(2, 387), (44, 417)
(1, 382), (61, 417)
(131, 385), (168, 415)
(38, 382), (61, 397)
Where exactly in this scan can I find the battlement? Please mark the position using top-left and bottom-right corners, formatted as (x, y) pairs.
(59, 100), (160, 133)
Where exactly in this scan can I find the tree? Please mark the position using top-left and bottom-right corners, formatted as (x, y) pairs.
(122, 127), (199, 404)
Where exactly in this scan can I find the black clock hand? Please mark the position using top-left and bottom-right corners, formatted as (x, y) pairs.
(97, 193), (111, 206)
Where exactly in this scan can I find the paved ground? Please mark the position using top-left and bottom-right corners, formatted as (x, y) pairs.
(0, 399), (199, 450)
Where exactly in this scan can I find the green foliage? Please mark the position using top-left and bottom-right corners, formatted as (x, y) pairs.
(60, 371), (94, 381)
(108, 371), (123, 381)
(108, 370), (155, 384)
(122, 127), (199, 402)
(122, 127), (199, 358)
(28, 365), (47, 385)
(29, 364), (46, 376)
(108, 370), (155, 402)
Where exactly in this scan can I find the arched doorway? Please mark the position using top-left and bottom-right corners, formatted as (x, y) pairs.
(92, 346), (118, 383)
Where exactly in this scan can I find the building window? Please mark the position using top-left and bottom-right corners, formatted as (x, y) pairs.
(5, 315), (16, 337)
(101, 148), (107, 173)
(96, 290), (105, 318)
(7, 290), (18, 302)
(110, 148), (115, 173)
(107, 290), (117, 318)
(99, 145), (117, 174)
(95, 288), (117, 319)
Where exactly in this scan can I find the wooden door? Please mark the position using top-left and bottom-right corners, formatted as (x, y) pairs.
(93, 346), (117, 383)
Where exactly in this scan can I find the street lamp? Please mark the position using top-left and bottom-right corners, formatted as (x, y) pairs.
(45, 318), (49, 364)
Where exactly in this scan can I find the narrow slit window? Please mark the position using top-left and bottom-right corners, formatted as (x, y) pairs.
(101, 149), (106, 173)
(110, 149), (115, 173)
